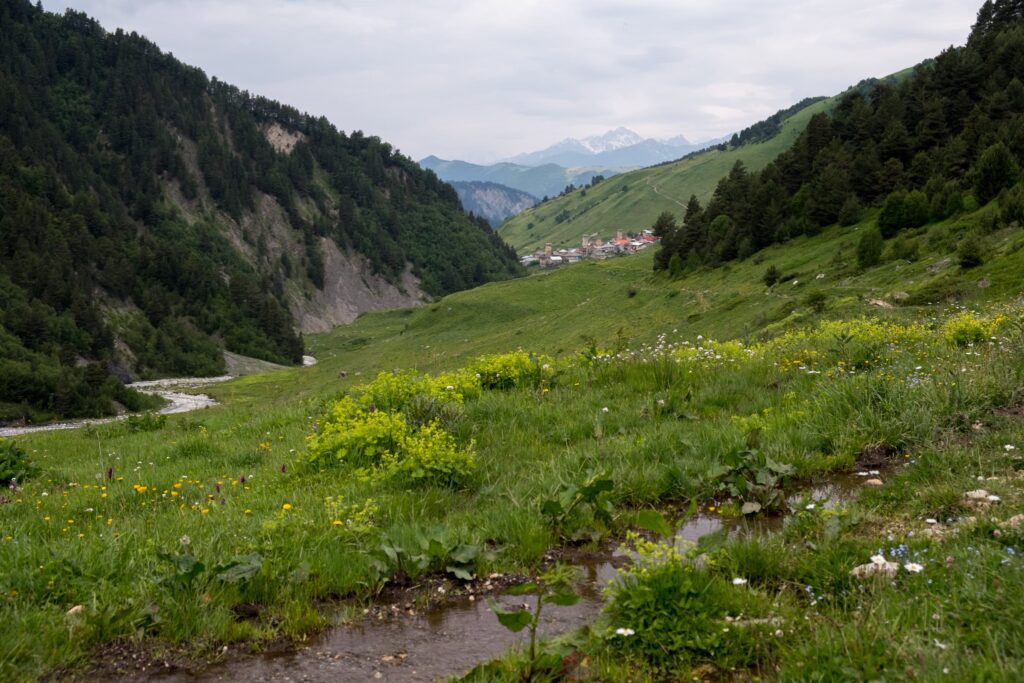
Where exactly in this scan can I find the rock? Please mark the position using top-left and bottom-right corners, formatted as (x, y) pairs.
(891, 291), (910, 301)
(851, 560), (898, 579)
(864, 478), (884, 486)
(978, 278), (991, 289)
(66, 605), (83, 616)
(1000, 514), (1024, 530)
(965, 489), (991, 501)
(868, 299), (894, 309)
(816, 273), (826, 280)
(928, 257), (952, 273)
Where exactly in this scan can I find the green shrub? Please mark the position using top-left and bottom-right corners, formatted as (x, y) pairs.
(856, 226), (884, 269)
(469, 351), (555, 390)
(383, 421), (476, 487)
(605, 535), (773, 671)
(0, 438), (36, 487)
(942, 312), (991, 347)
(958, 232), (985, 269)
(837, 195), (863, 226)
(1000, 181), (1024, 227)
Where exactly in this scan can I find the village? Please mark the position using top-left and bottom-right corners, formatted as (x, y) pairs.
(519, 229), (660, 268)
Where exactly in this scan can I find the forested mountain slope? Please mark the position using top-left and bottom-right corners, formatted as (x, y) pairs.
(0, 1), (521, 422)
(654, 0), (1024, 270)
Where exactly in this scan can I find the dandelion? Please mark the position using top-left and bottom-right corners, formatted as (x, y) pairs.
(614, 627), (635, 636)
(904, 562), (924, 573)
(732, 577), (748, 585)
(282, 503), (293, 510)
(332, 520), (343, 526)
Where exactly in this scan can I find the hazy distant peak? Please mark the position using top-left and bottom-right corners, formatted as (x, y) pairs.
(578, 127), (645, 153)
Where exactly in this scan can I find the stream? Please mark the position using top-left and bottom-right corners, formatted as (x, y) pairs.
(141, 474), (873, 682)
(0, 376), (231, 438)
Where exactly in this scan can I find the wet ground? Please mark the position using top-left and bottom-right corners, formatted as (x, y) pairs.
(135, 473), (879, 683)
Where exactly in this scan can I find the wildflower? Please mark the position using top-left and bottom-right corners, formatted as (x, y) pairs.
(180, 535), (191, 546)
(244, 509), (252, 514)
(332, 520), (343, 526)
(732, 577), (748, 585)
(870, 554), (887, 566)
(201, 508), (209, 514)
(280, 464), (287, 474)
(614, 627), (635, 636)
(1005, 445), (1017, 451)
(805, 503), (816, 510)
(904, 563), (924, 573)
(601, 407), (609, 413)
(282, 503), (293, 510)
(988, 495), (1001, 502)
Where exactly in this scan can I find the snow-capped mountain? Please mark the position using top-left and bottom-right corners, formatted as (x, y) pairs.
(503, 128), (720, 169)
(577, 127), (645, 153)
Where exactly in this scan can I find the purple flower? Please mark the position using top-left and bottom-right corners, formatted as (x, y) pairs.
(368, 404), (377, 413)
(239, 475), (246, 485)
(106, 467), (113, 481)
(215, 483), (221, 494)
(280, 464), (287, 474)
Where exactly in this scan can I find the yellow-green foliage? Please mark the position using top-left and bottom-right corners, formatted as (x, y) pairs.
(469, 351), (556, 390)
(356, 368), (480, 412)
(382, 421), (476, 487)
(306, 400), (475, 487)
(942, 311), (996, 347)
(306, 397), (409, 469)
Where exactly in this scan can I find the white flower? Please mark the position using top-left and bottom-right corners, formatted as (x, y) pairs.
(870, 554), (887, 565)
(904, 562), (924, 573)
(445, 385), (454, 391)
(805, 503), (816, 510)
(926, 518), (938, 524)
(614, 627), (635, 636)
(179, 535), (191, 546)
(732, 577), (748, 585)
(601, 407), (609, 413)
(1005, 444), (1017, 451)
(987, 494), (1001, 502)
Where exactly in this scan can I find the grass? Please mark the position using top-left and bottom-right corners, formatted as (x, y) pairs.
(1, 204), (1023, 681)
(498, 97), (832, 254)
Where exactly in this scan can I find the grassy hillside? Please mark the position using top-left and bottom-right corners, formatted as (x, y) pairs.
(3, 192), (1024, 679)
(498, 98), (832, 254)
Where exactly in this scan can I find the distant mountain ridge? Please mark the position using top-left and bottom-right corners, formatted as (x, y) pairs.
(419, 156), (612, 200)
(504, 127), (728, 169)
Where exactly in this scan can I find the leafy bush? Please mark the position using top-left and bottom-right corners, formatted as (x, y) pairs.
(605, 535), (773, 671)
(856, 226), (884, 268)
(383, 421), (476, 488)
(0, 438), (36, 487)
(469, 352), (555, 390)
(356, 368), (478, 413)
(306, 398), (475, 487)
(942, 312), (991, 347)
(762, 264), (781, 287)
(958, 231), (985, 268)
(1000, 181), (1024, 226)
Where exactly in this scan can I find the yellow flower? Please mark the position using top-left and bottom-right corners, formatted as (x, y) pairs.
(282, 503), (293, 511)
(200, 508), (210, 514)
(171, 491), (179, 497)
(332, 520), (343, 526)
(106, 518), (112, 525)
(244, 509), (252, 514)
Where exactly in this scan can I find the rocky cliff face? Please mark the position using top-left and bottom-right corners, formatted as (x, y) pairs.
(450, 181), (537, 227)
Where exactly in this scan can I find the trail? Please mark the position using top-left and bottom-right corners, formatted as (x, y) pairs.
(644, 177), (688, 209)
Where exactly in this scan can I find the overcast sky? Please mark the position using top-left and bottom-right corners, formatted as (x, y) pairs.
(47, 0), (980, 163)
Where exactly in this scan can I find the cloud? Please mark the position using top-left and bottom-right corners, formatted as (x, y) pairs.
(47, 0), (980, 161)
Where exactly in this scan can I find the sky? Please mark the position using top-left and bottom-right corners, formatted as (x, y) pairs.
(47, 0), (981, 163)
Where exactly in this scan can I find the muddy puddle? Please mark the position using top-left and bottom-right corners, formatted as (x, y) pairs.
(141, 471), (881, 683)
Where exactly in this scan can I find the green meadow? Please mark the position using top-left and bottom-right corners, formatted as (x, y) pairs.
(2, 204), (1024, 681)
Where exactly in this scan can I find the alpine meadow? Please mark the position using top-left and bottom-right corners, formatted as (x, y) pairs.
(3, 1), (1024, 682)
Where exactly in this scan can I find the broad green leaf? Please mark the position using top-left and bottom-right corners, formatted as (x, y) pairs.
(541, 499), (564, 517)
(487, 599), (532, 632)
(448, 544), (480, 564)
(579, 478), (614, 500)
(215, 553), (262, 583)
(504, 582), (539, 596)
(635, 509), (673, 537)
(546, 592), (581, 606)
(446, 565), (474, 581)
